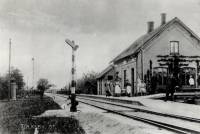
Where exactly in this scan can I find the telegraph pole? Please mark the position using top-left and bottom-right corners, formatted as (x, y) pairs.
(65, 39), (79, 112)
(8, 38), (11, 101)
(32, 57), (35, 89)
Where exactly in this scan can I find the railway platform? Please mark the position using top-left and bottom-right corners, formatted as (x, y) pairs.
(44, 93), (178, 134)
(78, 92), (200, 120)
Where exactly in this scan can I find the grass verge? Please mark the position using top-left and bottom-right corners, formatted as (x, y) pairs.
(0, 95), (85, 134)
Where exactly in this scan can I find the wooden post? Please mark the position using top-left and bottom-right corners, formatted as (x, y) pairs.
(196, 60), (199, 88)
(101, 79), (102, 95)
(141, 50), (144, 81)
(136, 56), (138, 95)
(97, 80), (100, 95)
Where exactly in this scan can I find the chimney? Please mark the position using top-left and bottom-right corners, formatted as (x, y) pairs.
(147, 21), (154, 33)
(161, 13), (166, 25)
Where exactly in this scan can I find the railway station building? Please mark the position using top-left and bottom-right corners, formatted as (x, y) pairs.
(97, 13), (200, 96)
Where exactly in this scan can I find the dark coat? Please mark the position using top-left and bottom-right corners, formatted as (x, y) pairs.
(167, 76), (177, 92)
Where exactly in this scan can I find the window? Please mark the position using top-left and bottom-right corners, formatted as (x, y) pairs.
(170, 41), (179, 55)
(107, 75), (113, 80)
(153, 67), (168, 85)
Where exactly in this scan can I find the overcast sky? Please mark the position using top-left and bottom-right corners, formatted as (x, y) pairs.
(0, 0), (200, 88)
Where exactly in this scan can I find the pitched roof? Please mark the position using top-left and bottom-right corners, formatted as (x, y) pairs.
(111, 17), (200, 63)
(96, 65), (114, 79)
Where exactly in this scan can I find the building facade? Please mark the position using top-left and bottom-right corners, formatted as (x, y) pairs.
(96, 65), (115, 95)
(97, 14), (200, 95)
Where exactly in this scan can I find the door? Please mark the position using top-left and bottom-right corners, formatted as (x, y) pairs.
(131, 68), (134, 95)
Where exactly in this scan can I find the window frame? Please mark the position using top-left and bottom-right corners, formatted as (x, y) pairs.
(170, 41), (179, 55)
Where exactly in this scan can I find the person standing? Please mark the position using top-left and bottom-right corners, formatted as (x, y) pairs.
(151, 74), (157, 94)
(165, 74), (176, 101)
(189, 75), (195, 87)
(126, 82), (132, 97)
(165, 75), (171, 101)
(111, 81), (115, 96)
(105, 80), (111, 97)
(170, 75), (176, 101)
(115, 81), (121, 97)
(114, 72), (121, 97)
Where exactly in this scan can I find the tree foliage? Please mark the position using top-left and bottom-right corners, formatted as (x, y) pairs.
(157, 54), (200, 76)
(9, 67), (25, 92)
(37, 78), (52, 99)
(0, 77), (8, 99)
(0, 67), (25, 99)
(76, 71), (97, 94)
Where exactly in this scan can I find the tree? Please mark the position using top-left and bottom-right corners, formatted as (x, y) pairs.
(0, 67), (25, 99)
(8, 68), (25, 94)
(0, 76), (8, 99)
(37, 78), (52, 99)
(76, 71), (97, 94)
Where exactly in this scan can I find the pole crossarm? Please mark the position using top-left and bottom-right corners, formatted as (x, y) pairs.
(65, 39), (79, 51)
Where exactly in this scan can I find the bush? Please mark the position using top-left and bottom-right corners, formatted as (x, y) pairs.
(37, 78), (52, 99)
(76, 71), (97, 94)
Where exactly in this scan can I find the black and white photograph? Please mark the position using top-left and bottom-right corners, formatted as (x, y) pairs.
(1, 0), (200, 134)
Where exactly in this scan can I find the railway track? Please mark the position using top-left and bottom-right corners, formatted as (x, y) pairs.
(56, 94), (200, 134)
(77, 95), (200, 123)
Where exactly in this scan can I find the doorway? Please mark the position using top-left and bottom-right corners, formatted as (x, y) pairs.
(131, 68), (134, 95)
(180, 67), (196, 87)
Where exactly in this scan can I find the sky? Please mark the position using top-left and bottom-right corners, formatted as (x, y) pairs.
(0, 0), (200, 88)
